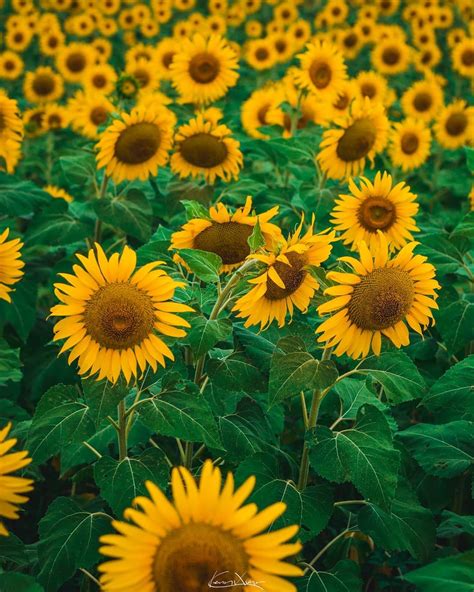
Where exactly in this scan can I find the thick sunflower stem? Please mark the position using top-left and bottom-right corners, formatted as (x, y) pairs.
(117, 399), (128, 461)
(184, 441), (193, 470)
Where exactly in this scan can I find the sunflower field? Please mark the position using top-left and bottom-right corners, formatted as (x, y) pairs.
(1, 0), (474, 590)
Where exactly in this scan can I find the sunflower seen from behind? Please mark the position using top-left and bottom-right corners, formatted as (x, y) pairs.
(0, 228), (24, 303)
(317, 232), (439, 358)
(233, 218), (335, 329)
(0, 423), (33, 536)
(388, 118), (431, 172)
(331, 172), (419, 252)
(170, 196), (282, 273)
(50, 244), (193, 383)
(99, 459), (302, 592)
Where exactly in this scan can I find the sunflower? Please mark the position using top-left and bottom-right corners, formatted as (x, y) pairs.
(43, 103), (71, 131)
(270, 33), (296, 63)
(0, 228), (24, 303)
(154, 38), (178, 79)
(317, 232), (440, 358)
(233, 219), (335, 329)
(23, 107), (46, 137)
(23, 66), (64, 104)
(82, 63), (117, 95)
(0, 51), (24, 80)
(51, 244), (193, 383)
(371, 38), (411, 75)
(434, 100), (474, 150)
(414, 42), (442, 71)
(329, 79), (361, 119)
(388, 118), (431, 171)
(355, 70), (389, 105)
(0, 423), (33, 536)
(317, 97), (390, 180)
(96, 106), (174, 184)
(325, 0), (349, 25)
(170, 34), (239, 104)
(171, 115), (242, 184)
(452, 37), (474, 78)
(99, 459), (302, 592)
(401, 79), (444, 123)
(331, 172), (419, 252)
(295, 39), (347, 100)
(338, 27), (363, 60)
(125, 58), (160, 93)
(39, 28), (65, 56)
(44, 184), (74, 203)
(56, 43), (96, 82)
(0, 92), (23, 174)
(170, 196), (282, 272)
(5, 26), (33, 52)
(241, 86), (286, 139)
(69, 92), (116, 140)
(246, 38), (278, 71)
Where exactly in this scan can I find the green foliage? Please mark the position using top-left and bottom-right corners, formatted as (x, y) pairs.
(403, 551), (474, 591)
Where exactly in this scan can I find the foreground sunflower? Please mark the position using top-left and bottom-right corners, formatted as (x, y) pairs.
(233, 219), (335, 329)
(331, 172), (419, 251)
(96, 106), (174, 183)
(0, 423), (33, 536)
(295, 39), (347, 100)
(0, 228), (24, 303)
(99, 459), (302, 592)
(317, 98), (389, 180)
(50, 244), (193, 383)
(170, 33), (239, 104)
(0, 91), (24, 174)
(171, 115), (242, 183)
(388, 118), (431, 172)
(317, 232), (439, 358)
(170, 196), (282, 272)
(434, 100), (474, 150)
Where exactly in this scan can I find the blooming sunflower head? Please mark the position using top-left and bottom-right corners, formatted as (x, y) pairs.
(388, 118), (431, 172)
(116, 73), (141, 100)
(96, 106), (174, 184)
(434, 100), (474, 150)
(401, 79), (444, 123)
(50, 244), (194, 383)
(0, 228), (24, 303)
(317, 232), (440, 359)
(98, 459), (302, 591)
(0, 91), (24, 174)
(0, 422), (33, 536)
(23, 66), (64, 104)
(171, 196), (282, 273)
(69, 92), (116, 140)
(331, 171), (419, 252)
(295, 39), (347, 100)
(233, 218), (335, 329)
(171, 115), (243, 184)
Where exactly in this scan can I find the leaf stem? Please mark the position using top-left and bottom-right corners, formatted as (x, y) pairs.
(304, 528), (351, 572)
(117, 399), (127, 461)
(82, 441), (102, 459)
(93, 174), (109, 244)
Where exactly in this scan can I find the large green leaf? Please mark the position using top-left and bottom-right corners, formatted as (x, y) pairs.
(0, 573), (44, 592)
(436, 298), (474, 355)
(397, 421), (474, 478)
(207, 354), (265, 392)
(403, 551), (474, 591)
(0, 533), (29, 568)
(94, 188), (152, 241)
(0, 173), (49, 215)
(0, 278), (38, 342)
(309, 405), (400, 510)
(25, 201), (92, 246)
(0, 339), (22, 386)
(82, 378), (129, 428)
(438, 511), (474, 538)
(37, 497), (111, 592)
(187, 316), (232, 357)
(297, 560), (362, 592)
(178, 248), (222, 283)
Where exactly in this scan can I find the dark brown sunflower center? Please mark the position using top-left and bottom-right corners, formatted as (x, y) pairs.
(382, 47), (400, 65)
(115, 122), (161, 164)
(445, 112), (468, 136)
(48, 114), (61, 128)
(334, 92), (350, 110)
(421, 51), (432, 65)
(344, 33), (358, 48)
(4, 60), (15, 71)
(413, 92), (432, 112)
(361, 83), (376, 98)
(266, 252), (307, 300)
(309, 61), (332, 89)
(32, 74), (55, 96)
(90, 106), (108, 126)
(348, 267), (414, 331)
(194, 221), (252, 265)
(257, 104), (269, 125)
(84, 283), (154, 349)
(358, 197), (396, 232)
(153, 523), (248, 592)
(255, 48), (269, 61)
(92, 73), (107, 88)
(189, 52), (220, 83)
(0, 113), (5, 131)
(48, 36), (59, 48)
(133, 69), (150, 87)
(401, 132), (419, 154)
(462, 49), (474, 66)
(179, 133), (228, 168)
(66, 52), (86, 73)
(336, 118), (377, 162)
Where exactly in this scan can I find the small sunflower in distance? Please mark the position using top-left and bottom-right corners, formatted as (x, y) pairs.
(331, 172), (419, 252)
(233, 218), (335, 329)
(96, 106), (174, 183)
(295, 39), (347, 100)
(170, 196), (282, 272)
(317, 232), (440, 358)
(99, 459), (302, 592)
(317, 97), (389, 180)
(388, 118), (431, 172)
(0, 423), (33, 536)
(434, 100), (474, 150)
(44, 184), (73, 203)
(0, 228), (24, 303)
(50, 244), (193, 383)
(171, 115), (242, 183)
(170, 33), (239, 104)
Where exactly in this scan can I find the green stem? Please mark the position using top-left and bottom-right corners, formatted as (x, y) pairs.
(117, 399), (127, 461)
(184, 441), (194, 470)
(93, 174), (109, 244)
(303, 528), (351, 572)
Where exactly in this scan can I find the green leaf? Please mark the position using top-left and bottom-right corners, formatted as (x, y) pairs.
(247, 217), (265, 251)
(397, 421), (474, 478)
(297, 560), (362, 592)
(0, 573), (44, 592)
(465, 146), (474, 172)
(59, 153), (96, 189)
(450, 211), (474, 244)
(422, 356), (474, 422)
(187, 316), (232, 357)
(358, 481), (435, 561)
(207, 354), (265, 392)
(0, 339), (22, 386)
(438, 511), (474, 538)
(37, 497), (111, 592)
(0, 533), (29, 568)
(0, 279), (38, 341)
(358, 351), (426, 403)
(181, 199), (211, 220)
(436, 299), (474, 355)
(82, 378), (128, 428)
(94, 449), (169, 516)
(178, 248), (222, 283)
(25, 201), (92, 246)
(94, 189), (152, 241)
(0, 173), (49, 215)
(27, 385), (95, 464)
(403, 551), (474, 591)
(310, 405), (400, 510)
(418, 234), (466, 276)
(138, 389), (222, 449)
